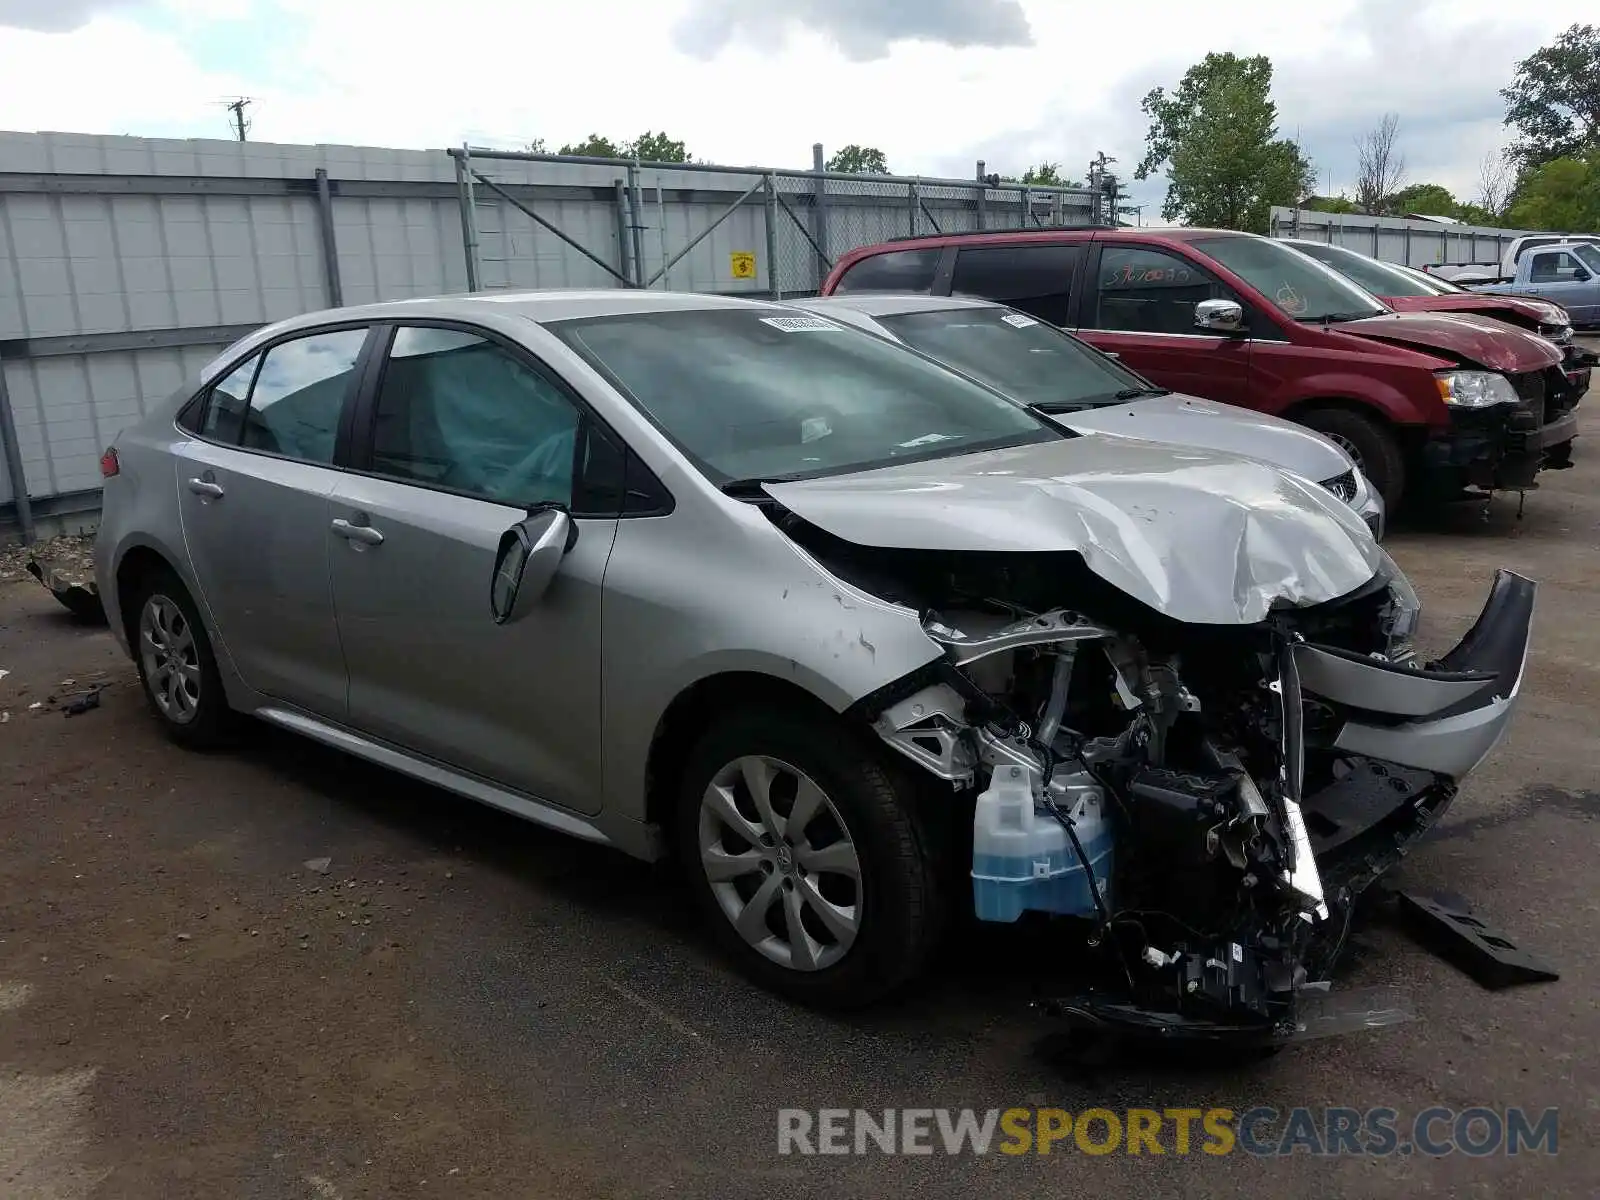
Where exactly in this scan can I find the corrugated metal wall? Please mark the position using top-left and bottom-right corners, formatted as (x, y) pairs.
(1268, 207), (1539, 268)
(0, 131), (1098, 533)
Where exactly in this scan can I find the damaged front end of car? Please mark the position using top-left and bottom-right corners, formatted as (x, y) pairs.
(848, 554), (1534, 1046)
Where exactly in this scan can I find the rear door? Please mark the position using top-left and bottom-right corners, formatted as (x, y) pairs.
(327, 323), (621, 814)
(174, 324), (373, 717)
(1074, 242), (1255, 407)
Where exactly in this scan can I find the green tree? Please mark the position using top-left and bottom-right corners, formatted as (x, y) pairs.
(1302, 194), (1360, 214)
(1505, 152), (1600, 231)
(826, 145), (890, 174)
(1136, 52), (1315, 231)
(559, 133), (623, 158)
(555, 132), (691, 162)
(1501, 23), (1600, 169)
(999, 162), (1084, 187)
(1389, 182), (1458, 216)
(627, 131), (690, 163)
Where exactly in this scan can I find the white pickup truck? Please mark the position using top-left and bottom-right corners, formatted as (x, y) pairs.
(1429, 233), (1600, 286)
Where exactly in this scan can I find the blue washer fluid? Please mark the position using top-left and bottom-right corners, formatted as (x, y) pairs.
(971, 774), (1115, 923)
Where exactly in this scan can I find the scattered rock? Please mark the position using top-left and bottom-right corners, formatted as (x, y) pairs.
(175, 933), (191, 942)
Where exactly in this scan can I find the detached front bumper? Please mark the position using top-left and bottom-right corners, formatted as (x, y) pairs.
(1295, 570), (1536, 887)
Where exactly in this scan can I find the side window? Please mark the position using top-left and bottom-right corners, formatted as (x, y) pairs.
(949, 244), (1082, 325)
(834, 248), (941, 294)
(1090, 246), (1238, 336)
(1529, 251), (1581, 283)
(370, 326), (581, 508)
(242, 329), (367, 464)
(196, 354), (259, 442)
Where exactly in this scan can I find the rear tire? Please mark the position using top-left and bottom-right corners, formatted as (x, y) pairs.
(676, 705), (942, 1009)
(1298, 406), (1407, 512)
(127, 567), (232, 749)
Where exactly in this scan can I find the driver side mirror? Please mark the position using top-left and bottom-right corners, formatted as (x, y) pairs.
(1195, 299), (1246, 334)
(490, 507), (577, 624)
(1573, 266), (1592, 282)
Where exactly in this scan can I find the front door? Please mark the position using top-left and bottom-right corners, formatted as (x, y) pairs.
(175, 326), (370, 718)
(328, 325), (618, 814)
(1075, 243), (1255, 409)
(1514, 248), (1600, 326)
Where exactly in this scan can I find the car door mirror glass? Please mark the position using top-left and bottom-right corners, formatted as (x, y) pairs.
(1195, 299), (1246, 334)
(490, 507), (575, 624)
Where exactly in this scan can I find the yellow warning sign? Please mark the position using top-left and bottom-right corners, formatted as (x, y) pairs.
(730, 251), (757, 279)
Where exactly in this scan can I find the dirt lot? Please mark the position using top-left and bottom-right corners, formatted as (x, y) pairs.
(3, 382), (1599, 1198)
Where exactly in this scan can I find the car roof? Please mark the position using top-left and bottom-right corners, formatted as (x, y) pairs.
(251, 288), (789, 336)
(796, 293), (1004, 317)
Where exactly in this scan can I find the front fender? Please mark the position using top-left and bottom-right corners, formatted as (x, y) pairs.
(1278, 373), (1440, 427)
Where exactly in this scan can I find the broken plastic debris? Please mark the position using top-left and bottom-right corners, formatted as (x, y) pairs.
(27, 702), (43, 711)
(63, 689), (101, 717)
(304, 857), (332, 874)
(1282, 985), (1414, 1041)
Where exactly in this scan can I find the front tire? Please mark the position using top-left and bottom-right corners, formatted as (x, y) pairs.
(128, 568), (231, 749)
(1298, 406), (1407, 512)
(676, 706), (942, 1009)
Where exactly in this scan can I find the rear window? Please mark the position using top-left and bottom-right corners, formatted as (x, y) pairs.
(834, 248), (941, 294)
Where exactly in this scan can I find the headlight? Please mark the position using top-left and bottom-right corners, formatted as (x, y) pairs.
(1539, 322), (1574, 345)
(1435, 370), (1519, 409)
(1376, 549), (1420, 664)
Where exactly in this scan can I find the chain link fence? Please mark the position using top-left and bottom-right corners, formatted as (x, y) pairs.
(452, 146), (1105, 301)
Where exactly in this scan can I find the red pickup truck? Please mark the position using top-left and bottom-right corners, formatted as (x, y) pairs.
(821, 228), (1579, 510)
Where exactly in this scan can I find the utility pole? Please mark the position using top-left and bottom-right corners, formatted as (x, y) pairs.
(225, 98), (252, 142)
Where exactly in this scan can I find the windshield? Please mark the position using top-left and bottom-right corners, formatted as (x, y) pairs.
(875, 307), (1155, 410)
(1290, 242), (1442, 298)
(1192, 235), (1390, 322)
(1390, 263), (1462, 294)
(549, 308), (1058, 484)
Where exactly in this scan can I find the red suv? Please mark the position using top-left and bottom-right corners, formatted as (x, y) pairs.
(821, 228), (1578, 510)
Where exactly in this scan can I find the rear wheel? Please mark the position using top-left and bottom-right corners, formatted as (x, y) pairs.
(676, 706), (942, 1009)
(1297, 406), (1407, 511)
(128, 568), (231, 748)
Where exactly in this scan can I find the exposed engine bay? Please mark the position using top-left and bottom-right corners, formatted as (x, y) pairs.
(808, 533), (1537, 1045)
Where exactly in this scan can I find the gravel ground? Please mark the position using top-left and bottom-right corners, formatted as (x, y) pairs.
(2, 374), (1597, 1198)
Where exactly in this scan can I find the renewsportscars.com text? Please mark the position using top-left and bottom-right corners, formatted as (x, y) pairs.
(777, 1106), (1559, 1157)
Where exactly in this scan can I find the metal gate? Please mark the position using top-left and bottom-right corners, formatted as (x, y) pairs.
(450, 146), (1104, 301)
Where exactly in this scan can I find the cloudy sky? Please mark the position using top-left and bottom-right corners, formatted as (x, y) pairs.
(0, 0), (1592, 214)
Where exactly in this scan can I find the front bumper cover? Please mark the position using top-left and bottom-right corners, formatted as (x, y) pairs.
(1295, 568), (1534, 896)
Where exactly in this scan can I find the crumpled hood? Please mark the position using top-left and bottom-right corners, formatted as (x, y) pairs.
(1334, 311), (1562, 373)
(765, 438), (1383, 625)
(1385, 293), (1562, 326)
(1057, 394), (1352, 483)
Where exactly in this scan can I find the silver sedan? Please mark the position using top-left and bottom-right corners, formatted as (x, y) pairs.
(95, 290), (1532, 1026)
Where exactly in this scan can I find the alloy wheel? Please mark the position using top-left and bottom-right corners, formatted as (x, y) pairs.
(697, 755), (862, 972)
(139, 594), (201, 724)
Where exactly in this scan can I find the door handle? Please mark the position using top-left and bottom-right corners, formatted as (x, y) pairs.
(331, 517), (384, 546)
(186, 477), (225, 499)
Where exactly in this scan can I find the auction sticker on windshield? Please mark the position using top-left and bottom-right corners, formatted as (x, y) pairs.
(1001, 313), (1038, 328)
(760, 316), (845, 333)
